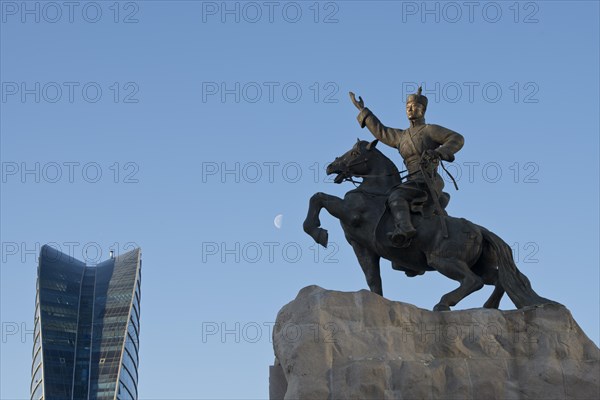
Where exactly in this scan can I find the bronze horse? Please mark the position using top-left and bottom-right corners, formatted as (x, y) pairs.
(303, 139), (554, 311)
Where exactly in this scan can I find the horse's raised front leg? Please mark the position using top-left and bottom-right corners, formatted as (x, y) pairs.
(303, 192), (346, 248)
(349, 239), (382, 296)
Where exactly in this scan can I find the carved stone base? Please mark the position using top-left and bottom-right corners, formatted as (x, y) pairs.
(270, 286), (599, 400)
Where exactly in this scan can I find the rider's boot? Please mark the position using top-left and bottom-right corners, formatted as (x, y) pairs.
(387, 197), (417, 248)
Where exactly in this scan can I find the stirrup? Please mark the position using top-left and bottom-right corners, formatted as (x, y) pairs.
(387, 228), (416, 248)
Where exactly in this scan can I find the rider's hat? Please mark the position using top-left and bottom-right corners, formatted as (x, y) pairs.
(406, 86), (428, 110)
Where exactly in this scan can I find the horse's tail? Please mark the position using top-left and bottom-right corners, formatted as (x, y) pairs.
(481, 228), (557, 308)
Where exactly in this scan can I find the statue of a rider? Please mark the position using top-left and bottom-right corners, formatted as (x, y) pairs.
(349, 87), (464, 247)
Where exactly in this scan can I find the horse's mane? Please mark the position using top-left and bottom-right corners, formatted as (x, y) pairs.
(359, 140), (400, 174)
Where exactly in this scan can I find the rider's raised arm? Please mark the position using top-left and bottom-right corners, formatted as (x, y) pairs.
(428, 125), (465, 162)
(356, 107), (403, 148)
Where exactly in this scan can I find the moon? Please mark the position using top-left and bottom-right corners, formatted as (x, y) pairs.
(274, 214), (283, 229)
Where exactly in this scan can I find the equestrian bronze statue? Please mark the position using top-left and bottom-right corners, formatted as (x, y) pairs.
(303, 88), (555, 311)
(350, 87), (464, 247)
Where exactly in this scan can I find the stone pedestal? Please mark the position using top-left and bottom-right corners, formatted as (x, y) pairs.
(270, 286), (599, 399)
(269, 360), (287, 399)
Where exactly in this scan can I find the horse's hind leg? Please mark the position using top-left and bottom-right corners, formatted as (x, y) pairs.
(479, 262), (504, 309)
(483, 284), (505, 309)
(474, 240), (505, 309)
(349, 239), (382, 296)
(428, 256), (484, 311)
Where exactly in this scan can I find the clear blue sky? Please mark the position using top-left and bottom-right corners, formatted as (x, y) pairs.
(1, 1), (598, 398)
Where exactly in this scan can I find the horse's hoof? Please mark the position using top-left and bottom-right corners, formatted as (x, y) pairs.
(433, 304), (451, 312)
(316, 229), (329, 248)
(483, 302), (500, 309)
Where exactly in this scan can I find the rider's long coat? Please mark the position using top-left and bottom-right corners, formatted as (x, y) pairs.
(357, 107), (464, 196)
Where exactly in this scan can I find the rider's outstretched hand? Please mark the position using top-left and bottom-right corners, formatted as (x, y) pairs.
(349, 92), (365, 110)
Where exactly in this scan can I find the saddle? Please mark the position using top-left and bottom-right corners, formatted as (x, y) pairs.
(407, 189), (450, 218)
(374, 189), (451, 250)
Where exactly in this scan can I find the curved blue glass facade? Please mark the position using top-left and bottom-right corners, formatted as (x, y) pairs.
(31, 245), (141, 400)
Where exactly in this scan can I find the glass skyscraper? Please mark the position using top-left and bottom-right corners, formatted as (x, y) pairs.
(31, 245), (142, 400)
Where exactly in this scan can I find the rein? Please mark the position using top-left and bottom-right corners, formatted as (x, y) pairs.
(340, 158), (459, 191)
(340, 155), (409, 184)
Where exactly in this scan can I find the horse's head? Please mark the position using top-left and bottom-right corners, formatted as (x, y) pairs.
(326, 139), (384, 184)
